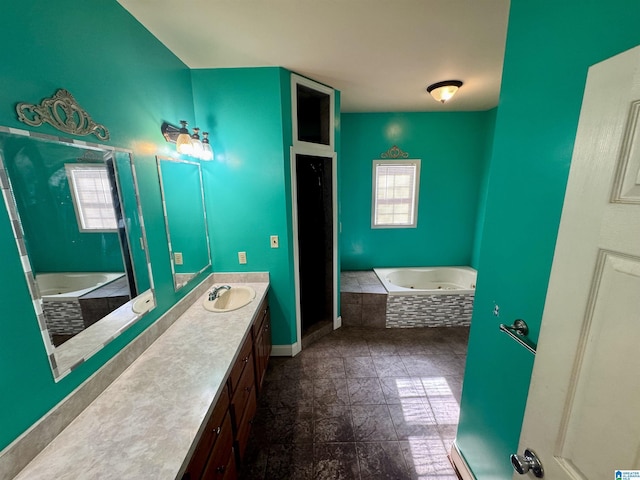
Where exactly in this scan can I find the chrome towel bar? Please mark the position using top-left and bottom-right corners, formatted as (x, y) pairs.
(499, 319), (537, 354)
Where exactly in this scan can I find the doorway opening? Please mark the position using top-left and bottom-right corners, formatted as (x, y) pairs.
(295, 154), (335, 345)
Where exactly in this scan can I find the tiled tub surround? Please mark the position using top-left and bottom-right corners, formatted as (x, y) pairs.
(5, 273), (269, 480)
(340, 271), (475, 328)
(42, 276), (130, 336)
(340, 271), (387, 328)
(386, 293), (474, 328)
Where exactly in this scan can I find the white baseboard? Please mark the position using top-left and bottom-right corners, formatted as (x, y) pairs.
(271, 342), (301, 357)
(334, 315), (342, 329)
(450, 441), (476, 480)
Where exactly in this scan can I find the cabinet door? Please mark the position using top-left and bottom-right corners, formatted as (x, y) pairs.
(222, 453), (237, 480)
(252, 299), (271, 393)
(235, 383), (258, 462)
(230, 354), (255, 428)
(182, 387), (230, 480)
(258, 306), (271, 390)
(261, 306), (271, 368)
(201, 412), (234, 480)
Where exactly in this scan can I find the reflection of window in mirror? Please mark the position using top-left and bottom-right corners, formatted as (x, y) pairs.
(65, 164), (117, 231)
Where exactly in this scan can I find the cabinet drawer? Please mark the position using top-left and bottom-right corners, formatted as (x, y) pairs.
(228, 335), (253, 393)
(200, 412), (234, 479)
(230, 353), (255, 425)
(183, 387), (230, 480)
(235, 383), (258, 462)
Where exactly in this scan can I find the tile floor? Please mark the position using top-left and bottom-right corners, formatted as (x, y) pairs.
(239, 325), (468, 479)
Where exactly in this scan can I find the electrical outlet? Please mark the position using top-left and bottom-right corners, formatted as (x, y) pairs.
(238, 251), (247, 264)
(270, 235), (279, 248)
(493, 304), (500, 317)
(174, 252), (183, 265)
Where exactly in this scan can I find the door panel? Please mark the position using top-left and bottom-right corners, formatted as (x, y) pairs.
(557, 252), (640, 477)
(516, 45), (640, 478)
(612, 100), (640, 202)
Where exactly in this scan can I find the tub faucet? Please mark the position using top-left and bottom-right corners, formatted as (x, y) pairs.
(209, 285), (231, 301)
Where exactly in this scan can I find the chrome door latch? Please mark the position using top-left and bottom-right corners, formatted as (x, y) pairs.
(510, 448), (544, 477)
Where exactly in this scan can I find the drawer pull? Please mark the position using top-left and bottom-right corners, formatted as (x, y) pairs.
(244, 386), (251, 393)
(243, 356), (249, 364)
(215, 465), (226, 474)
(214, 425), (221, 435)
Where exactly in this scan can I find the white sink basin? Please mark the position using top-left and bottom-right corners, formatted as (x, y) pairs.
(132, 290), (155, 314)
(203, 286), (256, 312)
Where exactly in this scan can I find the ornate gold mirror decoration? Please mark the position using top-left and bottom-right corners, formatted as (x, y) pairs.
(16, 89), (110, 140)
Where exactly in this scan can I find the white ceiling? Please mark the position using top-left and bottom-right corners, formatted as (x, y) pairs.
(117, 0), (510, 112)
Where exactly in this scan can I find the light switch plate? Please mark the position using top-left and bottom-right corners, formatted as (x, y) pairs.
(174, 252), (183, 265)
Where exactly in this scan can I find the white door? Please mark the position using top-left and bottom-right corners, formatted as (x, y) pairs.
(514, 45), (640, 478)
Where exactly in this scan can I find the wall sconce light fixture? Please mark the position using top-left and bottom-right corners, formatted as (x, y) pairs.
(426, 80), (463, 104)
(161, 121), (214, 160)
(201, 132), (214, 161)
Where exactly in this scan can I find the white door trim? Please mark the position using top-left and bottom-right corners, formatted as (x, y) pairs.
(291, 73), (335, 152)
(290, 146), (339, 351)
(450, 441), (476, 480)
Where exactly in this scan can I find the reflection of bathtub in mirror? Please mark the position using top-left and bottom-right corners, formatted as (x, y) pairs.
(52, 289), (154, 374)
(36, 272), (127, 346)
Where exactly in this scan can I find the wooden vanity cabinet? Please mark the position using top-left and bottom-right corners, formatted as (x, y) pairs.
(182, 294), (271, 479)
(182, 387), (233, 480)
(200, 411), (236, 479)
(228, 332), (256, 464)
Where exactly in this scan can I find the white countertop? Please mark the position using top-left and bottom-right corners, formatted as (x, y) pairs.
(14, 281), (269, 480)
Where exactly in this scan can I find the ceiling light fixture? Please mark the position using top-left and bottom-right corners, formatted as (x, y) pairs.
(161, 121), (214, 160)
(426, 80), (463, 104)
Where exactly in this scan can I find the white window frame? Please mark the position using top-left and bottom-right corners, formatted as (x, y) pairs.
(65, 163), (118, 232)
(371, 159), (421, 228)
(291, 73), (335, 153)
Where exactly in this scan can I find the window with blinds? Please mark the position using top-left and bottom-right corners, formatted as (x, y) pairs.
(65, 164), (118, 232)
(372, 160), (421, 228)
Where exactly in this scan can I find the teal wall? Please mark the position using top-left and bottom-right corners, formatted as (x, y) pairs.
(340, 111), (495, 271)
(456, 1), (640, 478)
(0, 1), (201, 451)
(191, 67), (298, 345)
(470, 108), (496, 269)
(1, 136), (123, 273)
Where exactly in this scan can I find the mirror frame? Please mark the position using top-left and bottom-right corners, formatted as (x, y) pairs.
(156, 156), (211, 291)
(0, 125), (155, 380)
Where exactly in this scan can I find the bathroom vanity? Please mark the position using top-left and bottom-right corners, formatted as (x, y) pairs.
(183, 293), (271, 479)
(11, 277), (271, 480)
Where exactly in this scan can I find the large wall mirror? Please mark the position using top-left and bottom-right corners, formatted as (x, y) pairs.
(0, 126), (155, 380)
(157, 156), (211, 291)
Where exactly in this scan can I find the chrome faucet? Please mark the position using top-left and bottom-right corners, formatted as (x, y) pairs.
(209, 285), (231, 301)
